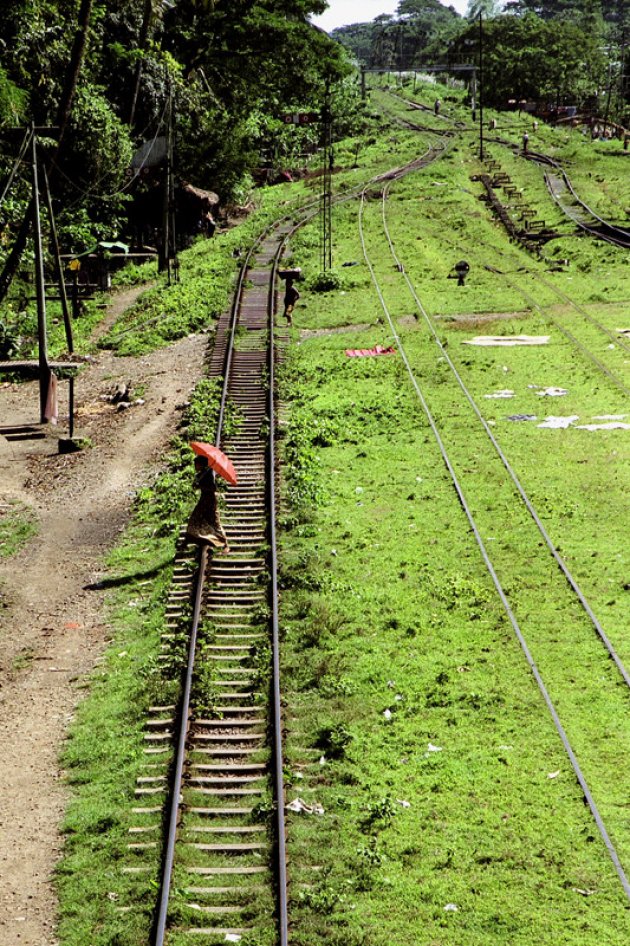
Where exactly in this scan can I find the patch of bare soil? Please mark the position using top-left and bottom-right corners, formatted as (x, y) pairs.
(298, 321), (373, 339)
(0, 287), (208, 945)
(435, 310), (527, 329)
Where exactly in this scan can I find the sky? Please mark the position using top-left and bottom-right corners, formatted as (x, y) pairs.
(311, 0), (469, 33)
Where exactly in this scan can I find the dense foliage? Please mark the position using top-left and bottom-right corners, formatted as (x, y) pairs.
(0, 0), (354, 257)
(332, 0), (629, 122)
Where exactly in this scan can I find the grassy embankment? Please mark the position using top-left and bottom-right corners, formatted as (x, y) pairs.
(50, 115), (436, 946)
(276, 78), (630, 946)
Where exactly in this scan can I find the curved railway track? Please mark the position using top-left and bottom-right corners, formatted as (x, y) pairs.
(525, 149), (630, 249)
(356, 159), (630, 901)
(376, 97), (630, 397)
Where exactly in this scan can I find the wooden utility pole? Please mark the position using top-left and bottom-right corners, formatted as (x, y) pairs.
(160, 83), (178, 282)
(31, 129), (52, 422)
(321, 84), (333, 272)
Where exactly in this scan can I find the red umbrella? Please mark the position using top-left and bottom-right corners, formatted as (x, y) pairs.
(190, 442), (238, 486)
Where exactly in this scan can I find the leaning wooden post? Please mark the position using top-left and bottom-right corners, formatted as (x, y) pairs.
(31, 128), (50, 423)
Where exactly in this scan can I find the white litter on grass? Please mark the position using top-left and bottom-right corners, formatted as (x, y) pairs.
(575, 422), (630, 431)
(427, 743), (443, 753)
(355, 486), (364, 494)
(484, 389), (515, 399)
(383, 709), (392, 720)
(617, 328), (630, 336)
(594, 414), (627, 420)
(444, 903), (459, 912)
(319, 756), (326, 766)
(396, 799), (411, 808)
(286, 798), (324, 815)
(225, 935), (242, 943)
(537, 415), (579, 429)
(463, 335), (550, 346)
(537, 387), (568, 397)
(547, 770), (561, 779)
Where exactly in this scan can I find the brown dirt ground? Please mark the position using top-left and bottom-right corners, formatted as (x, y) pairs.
(0, 286), (208, 944)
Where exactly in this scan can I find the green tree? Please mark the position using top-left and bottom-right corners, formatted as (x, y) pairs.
(450, 13), (607, 107)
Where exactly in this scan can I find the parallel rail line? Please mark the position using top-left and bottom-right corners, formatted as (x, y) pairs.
(356, 160), (630, 902)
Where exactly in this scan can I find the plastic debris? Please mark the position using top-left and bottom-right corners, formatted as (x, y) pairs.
(484, 389), (515, 398)
(225, 935), (242, 943)
(319, 756), (326, 766)
(537, 416), (579, 429)
(383, 709), (392, 720)
(574, 422), (630, 431)
(396, 799), (411, 808)
(463, 335), (549, 346)
(547, 770), (561, 779)
(427, 743), (442, 753)
(286, 798), (324, 815)
(537, 387), (567, 397)
(508, 414), (537, 422)
(444, 903), (459, 912)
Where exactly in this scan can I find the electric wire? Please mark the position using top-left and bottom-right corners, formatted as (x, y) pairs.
(0, 127), (33, 210)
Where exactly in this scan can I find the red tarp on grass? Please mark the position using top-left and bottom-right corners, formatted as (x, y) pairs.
(345, 345), (396, 358)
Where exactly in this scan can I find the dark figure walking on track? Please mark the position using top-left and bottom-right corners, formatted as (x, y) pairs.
(186, 455), (230, 552)
(283, 278), (300, 326)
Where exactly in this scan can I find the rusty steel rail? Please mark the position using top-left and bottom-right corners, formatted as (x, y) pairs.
(525, 149), (630, 249)
(151, 219), (294, 946)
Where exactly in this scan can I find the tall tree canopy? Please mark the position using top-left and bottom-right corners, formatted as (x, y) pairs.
(450, 13), (608, 108)
(0, 0), (352, 250)
(332, 0), (462, 68)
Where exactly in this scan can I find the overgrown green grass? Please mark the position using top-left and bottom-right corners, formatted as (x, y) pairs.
(276, 104), (630, 944)
(52, 91), (630, 945)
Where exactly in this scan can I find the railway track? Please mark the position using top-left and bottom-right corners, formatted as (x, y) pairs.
(525, 149), (630, 249)
(125, 220), (298, 946)
(356, 160), (630, 901)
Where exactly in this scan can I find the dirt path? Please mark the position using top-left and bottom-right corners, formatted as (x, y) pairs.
(0, 289), (207, 945)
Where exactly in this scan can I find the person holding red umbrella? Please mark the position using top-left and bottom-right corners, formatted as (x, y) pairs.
(186, 454), (230, 552)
